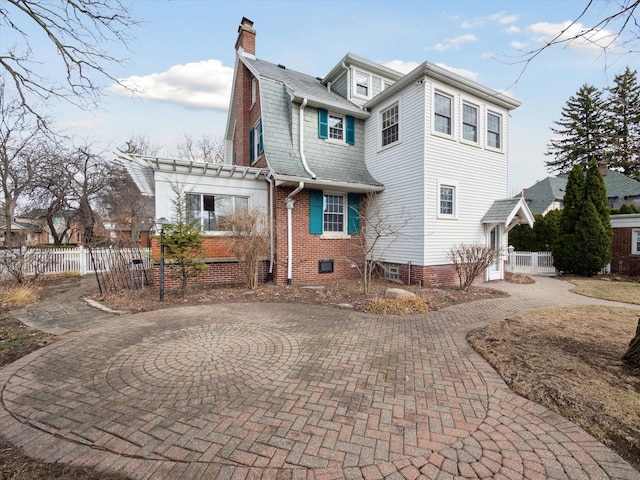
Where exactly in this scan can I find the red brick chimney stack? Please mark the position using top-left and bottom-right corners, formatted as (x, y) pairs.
(235, 17), (256, 56)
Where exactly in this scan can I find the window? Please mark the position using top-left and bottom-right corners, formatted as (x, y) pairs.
(384, 263), (401, 282)
(462, 103), (478, 142)
(309, 190), (360, 235)
(439, 185), (455, 216)
(381, 103), (399, 147)
(318, 109), (355, 145)
(186, 194), (248, 232)
(434, 92), (452, 135)
(329, 114), (344, 140)
(633, 229), (640, 254)
(487, 112), (501, 149)
(250, 118), (263, 163)
(355, 71), (369, 97)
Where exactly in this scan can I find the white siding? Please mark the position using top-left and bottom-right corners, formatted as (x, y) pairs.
(423, 78), (510, 265)
(365, 81), (426, 264)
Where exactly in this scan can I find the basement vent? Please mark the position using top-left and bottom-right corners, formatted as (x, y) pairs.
(318, 259), (334, 274)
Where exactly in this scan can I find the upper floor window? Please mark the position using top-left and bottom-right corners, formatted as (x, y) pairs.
(381, 103), (399, 147)
(250, 118), (263, 164)
(462, 103), (478, 143)
(187, 193), (249, 232)
(355, 71), (370, 97)
(487, 112), (502, 149)
(439, 185), (455, 216)
(434, 92), (452, 135)
(318, 109), (355, 145)
(329, 114), (344, 141)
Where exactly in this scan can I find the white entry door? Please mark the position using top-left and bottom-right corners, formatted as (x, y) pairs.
(487, 225), (503, 281)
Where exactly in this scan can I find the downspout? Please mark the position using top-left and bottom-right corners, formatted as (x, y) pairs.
(266, 171), (275, 281)
(299, 98), (316, 179)
(286, 182), (304, 285)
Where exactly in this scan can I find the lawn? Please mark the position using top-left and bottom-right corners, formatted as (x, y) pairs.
(468, 304), (640, 472)
(570, 277), (640, 304)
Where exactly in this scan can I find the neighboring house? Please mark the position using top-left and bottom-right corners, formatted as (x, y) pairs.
(610, 214), (640, 276)
(104, 222), (153, 248)
(521, 168), (640, 215)
(0, 220), (42, 247)
(17, 210), (84, 245)
(119, 17), (533, 287)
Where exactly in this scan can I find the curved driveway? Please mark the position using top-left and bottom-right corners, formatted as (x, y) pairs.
(1, 277), (639, 479)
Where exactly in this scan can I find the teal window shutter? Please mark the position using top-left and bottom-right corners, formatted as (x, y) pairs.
(348, 193), (360, 234)
(249, 127), (255, 163)
(318, 109), (328, 139)
(257, 118), (264, 154)
(346, 116), (355, 145)
(309, 190), (324, 234)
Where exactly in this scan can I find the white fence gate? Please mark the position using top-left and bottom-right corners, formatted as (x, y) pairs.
(0, 246), (152, 280)
(507, 250), (557, 276)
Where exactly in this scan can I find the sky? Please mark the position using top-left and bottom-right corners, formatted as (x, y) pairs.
(5, 0), (640, 194)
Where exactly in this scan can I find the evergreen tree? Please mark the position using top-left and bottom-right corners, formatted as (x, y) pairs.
(559, 164), (585, 233)
(605, 67), (640, 178)
(546, 84), (608, 173)
(585, 163), (613, 256)
(572, 199), (610, 276)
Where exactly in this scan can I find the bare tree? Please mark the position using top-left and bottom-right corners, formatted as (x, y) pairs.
(220, 207), (269, 289)
(122, 134), (160, 156)
(350, 193), (409, 295)
(1, 0), (138, 123)
(175, 134), (224, 163)
(0, 82), (46, 247)
(448, 244), (502, 292)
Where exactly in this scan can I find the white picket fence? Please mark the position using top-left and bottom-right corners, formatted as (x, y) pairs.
(507, 250), (557, 276)
(0, 246), (152, 280)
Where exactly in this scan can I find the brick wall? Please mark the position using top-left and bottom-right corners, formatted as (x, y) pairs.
(611, 227), (640, 276)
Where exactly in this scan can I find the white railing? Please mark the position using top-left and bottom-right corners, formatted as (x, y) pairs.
(507, 250), (557, 276)
(0, 246), (152, 280)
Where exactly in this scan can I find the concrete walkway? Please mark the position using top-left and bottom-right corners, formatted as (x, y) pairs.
(1, 277), (639, 479)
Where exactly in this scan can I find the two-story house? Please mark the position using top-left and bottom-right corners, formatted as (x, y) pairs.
(119, 17), (533, 288)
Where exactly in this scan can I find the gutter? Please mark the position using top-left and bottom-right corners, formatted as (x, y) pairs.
(285, 182), (305, 285)
(299, 98), (316, 179)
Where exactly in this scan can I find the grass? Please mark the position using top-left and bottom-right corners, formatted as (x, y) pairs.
(364, 296), (430, 314)
(468, 304), (640, 471)
(570, 277), (640, 304)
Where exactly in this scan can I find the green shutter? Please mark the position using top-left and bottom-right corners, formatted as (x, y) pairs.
(258, 118), (264, 154)
(348, 193), (360, 234)
(309, 189), (323, 234)
(346, 116), (355, 145)
(249, 127), (255, 163)
(318, 109), (328, 139)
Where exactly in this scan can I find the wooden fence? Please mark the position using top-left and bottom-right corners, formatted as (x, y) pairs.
(0, 246), (152, 280)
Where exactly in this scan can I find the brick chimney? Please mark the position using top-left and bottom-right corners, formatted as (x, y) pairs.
(235, 17), (256, 56)
(598, 162), (608, 176)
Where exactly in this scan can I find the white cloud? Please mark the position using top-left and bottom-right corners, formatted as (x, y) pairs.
(510, 41), (528, 49)
(462, 12), (518, 29)
(109, 59), (233, 110)
(431, 34), (477, 52)
(527, 21), (616, 53)
(505, 25), (521, 34)
(383, 60), (421, 74)
(435, 63), (478, 81)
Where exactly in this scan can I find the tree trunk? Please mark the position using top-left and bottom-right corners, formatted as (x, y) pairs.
(622, 318), (640, 368)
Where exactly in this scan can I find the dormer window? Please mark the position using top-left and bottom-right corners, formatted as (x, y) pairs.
(318, 109), (355, 145)
(329, 114), (344, 140)
(355, 71), (370, 97)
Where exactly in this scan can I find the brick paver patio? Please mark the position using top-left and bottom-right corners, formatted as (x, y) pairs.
(1, 277), (639, 479)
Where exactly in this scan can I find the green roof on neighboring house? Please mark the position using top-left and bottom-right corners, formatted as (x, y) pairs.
(520, 170), (640, 214)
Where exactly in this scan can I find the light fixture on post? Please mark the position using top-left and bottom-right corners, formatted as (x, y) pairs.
(154, 217), (169, 301)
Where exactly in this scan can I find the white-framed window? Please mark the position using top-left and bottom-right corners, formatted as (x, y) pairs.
(437, 181), (457, 218)
(329, 114), (344, 141)
(323, 194), (346, 233)
(251, 77), (257, 107)
(462, 103), (478, 143)
(381, 103), (399, 147)
(186, 193), (249, 232)
(384, 263), (401, 282)
(434, 92), (453, 136)
(487, 112), (502, 149)
(355, 71), (370, 97)
(633, 229), (640, 254)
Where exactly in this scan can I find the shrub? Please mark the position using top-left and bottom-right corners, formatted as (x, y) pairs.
(448, 244), (502, 291)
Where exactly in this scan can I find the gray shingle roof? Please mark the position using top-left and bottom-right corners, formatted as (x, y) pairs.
(521, 170), (640, 214)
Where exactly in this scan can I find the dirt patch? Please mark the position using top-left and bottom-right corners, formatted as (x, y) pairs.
(468, 305), (640, 472)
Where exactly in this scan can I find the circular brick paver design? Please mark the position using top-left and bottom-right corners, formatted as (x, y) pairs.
(1, 281), (639, 479)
